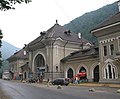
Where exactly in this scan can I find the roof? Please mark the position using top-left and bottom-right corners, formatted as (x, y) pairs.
(7, 48), (28, 61)
(29, 23), (89, 46)
(92, 12), (120, 31)
(61, 47), (99, 62)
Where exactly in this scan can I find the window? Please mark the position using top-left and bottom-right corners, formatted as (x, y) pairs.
(103, 46), (107, 56)
(67, 68), (73, 78)
(108, 65), (112, 79)
(23, 50), (26, 55)
(113, 68), (115, 79)
(55, 46), (58, 56)
(103, 63), (118, 79)
(105, 68), (108, 79)
(56, 66), (58, 72)
(110, 44), (114, 55)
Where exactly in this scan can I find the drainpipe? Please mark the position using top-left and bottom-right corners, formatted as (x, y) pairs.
(51, 38), (56, 80)
(62, 41), (68, 77)
(64, 41), (68, 57)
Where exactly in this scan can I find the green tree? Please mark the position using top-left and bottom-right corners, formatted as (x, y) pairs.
(0, 0), (31, 11)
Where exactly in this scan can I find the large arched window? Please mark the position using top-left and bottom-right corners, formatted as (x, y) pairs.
(67, 68), (73, 78)
(34, 54), (45, 68)
(34, 54), (45, 76)
(103, 63), (118, 79)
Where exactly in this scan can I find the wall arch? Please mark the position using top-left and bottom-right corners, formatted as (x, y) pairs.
(90, 62), (100, 79)
(32, 52), (46, 72)
(102, 62), (118, 79)
(65, 66), (75, 78)
(76, 64), (88, 77)
(93, 65), (99, 82)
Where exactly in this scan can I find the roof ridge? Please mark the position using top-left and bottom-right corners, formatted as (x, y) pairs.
(47, 23), (62, 37)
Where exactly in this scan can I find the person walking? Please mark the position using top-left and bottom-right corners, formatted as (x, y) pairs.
(47, 78), (50, 87)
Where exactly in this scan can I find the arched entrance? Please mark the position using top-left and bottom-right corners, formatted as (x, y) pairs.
(34, 54), (45, 79)
(93, 65), (99, 82)
(79, 67), (87, 80)
(67, 68), (73, 78)
(79, 67), (86, 73)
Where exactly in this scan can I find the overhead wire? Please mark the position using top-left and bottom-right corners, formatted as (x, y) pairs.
(54, 0), (118, 37)
(54, 0), (80, 33)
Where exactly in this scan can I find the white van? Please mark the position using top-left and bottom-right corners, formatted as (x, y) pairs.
(2, 71), (11, 80)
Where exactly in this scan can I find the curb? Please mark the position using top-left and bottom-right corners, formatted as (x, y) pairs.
(11, 80), (120, 88)
(69, 83), (120, 88)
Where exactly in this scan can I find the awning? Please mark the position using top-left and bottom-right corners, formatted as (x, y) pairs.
(77, 72), (86, 77)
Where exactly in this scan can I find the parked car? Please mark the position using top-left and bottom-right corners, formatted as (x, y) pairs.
(52, 78), (69, 86)
(2, 70), (12, 80)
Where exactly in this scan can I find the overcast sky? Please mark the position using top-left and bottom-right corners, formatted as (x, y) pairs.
(0, 0), (118, 48)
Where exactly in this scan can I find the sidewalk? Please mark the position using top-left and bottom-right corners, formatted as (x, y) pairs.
(69, 83), (120, 88)
(11, 80), (120, 88)
(28, 82), (120, 89)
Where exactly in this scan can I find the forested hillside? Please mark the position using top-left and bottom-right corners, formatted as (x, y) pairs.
(1, 41), (20, 59)
(64, 2), (119, 45)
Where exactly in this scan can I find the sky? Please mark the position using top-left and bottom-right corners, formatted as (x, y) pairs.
(0, 0), (118, 48)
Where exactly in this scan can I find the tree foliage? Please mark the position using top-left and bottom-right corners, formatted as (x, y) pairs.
(0, 0), (31, 11)
(64, 2), (118, 45)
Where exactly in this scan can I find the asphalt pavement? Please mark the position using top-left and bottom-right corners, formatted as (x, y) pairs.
(0, 79), (120, 99)
(0, 83), (9, 99)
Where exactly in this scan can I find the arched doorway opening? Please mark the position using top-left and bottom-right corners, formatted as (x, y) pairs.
(79, 67), (87, 80)
(34, 54), (45, 79)
(93, 65), (99, 82)
(67, 68), (73, 78)
(79, 67), (86, 72)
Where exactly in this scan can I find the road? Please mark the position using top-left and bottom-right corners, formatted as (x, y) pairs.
(0, 79), (120, 99)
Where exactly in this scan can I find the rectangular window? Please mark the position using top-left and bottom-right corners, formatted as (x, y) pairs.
(110, 44), (114, 55)
(103, 46), (107, 56)
(56, 46), (58, 56)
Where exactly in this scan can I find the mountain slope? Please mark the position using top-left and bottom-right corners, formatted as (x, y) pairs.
(64, 2), (119, 44)
(0, 40), (20, 59)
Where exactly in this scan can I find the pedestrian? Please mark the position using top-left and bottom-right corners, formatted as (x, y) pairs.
(47, 78), (50, 87)
(75, 77), (78, 84)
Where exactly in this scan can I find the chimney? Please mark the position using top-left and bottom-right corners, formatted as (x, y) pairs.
(40, 31), (46, 36)
(118, 0), (120, 12)
(78, 33), (82, 38)
(24, 50), (26, 55)
(56, 20), (58, 24)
